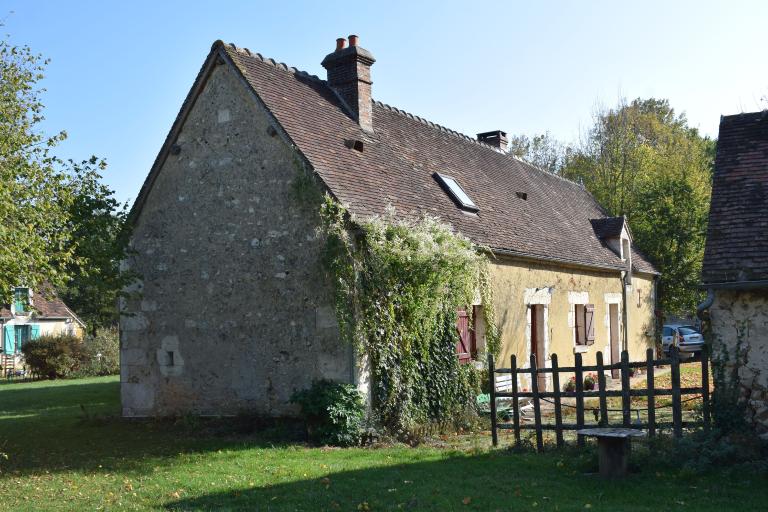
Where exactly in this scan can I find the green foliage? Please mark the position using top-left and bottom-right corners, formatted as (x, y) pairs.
(76, 328), (120, 377)
(507, 131), (568, 174)
(320, 198), (499, 437)
(21, 334), (86, 379)
(57, 161), (133, 331)
(290, 380), (365, 447)
(0, 33), (130, 315)
(560, 98), (714, 316)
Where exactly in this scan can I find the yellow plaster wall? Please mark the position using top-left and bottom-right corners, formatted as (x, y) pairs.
(487, 256), (656, 389)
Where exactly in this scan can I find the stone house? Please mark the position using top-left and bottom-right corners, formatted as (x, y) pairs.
(700, 110), (768, 435)
(121, 36), (658, 417)
(1, 286), (85, 375)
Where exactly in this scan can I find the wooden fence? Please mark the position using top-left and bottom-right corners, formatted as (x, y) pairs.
(487, 346), (710, 450)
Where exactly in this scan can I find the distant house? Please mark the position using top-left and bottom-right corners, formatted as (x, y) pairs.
(1, 286), (85, 374)
(701, 110), (768, 435)
(121, 36), (658, 417)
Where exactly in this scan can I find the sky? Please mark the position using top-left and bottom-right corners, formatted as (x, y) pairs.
(4, 0), (768, 205)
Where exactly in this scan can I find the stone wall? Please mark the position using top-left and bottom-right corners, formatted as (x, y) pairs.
(120, 62), (353, 417)
(710, 288), (768, 435)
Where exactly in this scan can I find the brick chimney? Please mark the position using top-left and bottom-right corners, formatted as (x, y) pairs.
(321, 35), (376, 132)
(477, 130), (508, 151)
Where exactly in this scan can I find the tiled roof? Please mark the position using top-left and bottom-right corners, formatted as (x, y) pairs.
(702, 111), (768, 286)
(0, 288), (80, 320)
(133, 41), (657, 275)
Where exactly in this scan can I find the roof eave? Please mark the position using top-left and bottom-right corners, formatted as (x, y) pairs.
(700, 279), (768, 290)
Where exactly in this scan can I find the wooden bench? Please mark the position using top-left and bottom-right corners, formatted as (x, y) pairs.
(576, 428), (646, 478)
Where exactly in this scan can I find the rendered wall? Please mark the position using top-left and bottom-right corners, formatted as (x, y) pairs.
(120, 62), (351, 417)
(488, 256), (656, 390)
(709, 289), (768, 436)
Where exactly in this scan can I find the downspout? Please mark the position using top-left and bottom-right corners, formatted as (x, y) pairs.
(621, 271), (629, 352)
(696, 288), (715, 340)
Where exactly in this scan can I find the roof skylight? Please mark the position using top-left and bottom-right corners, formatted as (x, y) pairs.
(434, 173), (478, 212)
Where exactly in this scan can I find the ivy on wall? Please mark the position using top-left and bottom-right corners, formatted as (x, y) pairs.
(320, 197), (500, 437)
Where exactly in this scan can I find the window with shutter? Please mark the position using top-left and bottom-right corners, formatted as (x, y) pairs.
(13, 288), (28, 314)
(585, 304), (595, 345)
(456, 308), (472, 363)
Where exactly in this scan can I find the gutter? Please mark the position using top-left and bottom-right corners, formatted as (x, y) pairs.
(489, 247), (659, 276)
(699, 280), (768, 291)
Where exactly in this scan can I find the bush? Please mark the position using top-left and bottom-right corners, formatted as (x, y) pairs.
(21, 334), (86, 379)
(290, 380), (365, 446)
(77, 328), (119, 376)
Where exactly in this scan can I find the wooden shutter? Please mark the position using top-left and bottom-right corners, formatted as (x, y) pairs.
(575, 305), (585, 345)
(585, 304), (595, 345)
(2, 325), (14, 355)
(456, 309), (471, 363)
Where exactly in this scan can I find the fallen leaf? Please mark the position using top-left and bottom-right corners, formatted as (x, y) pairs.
(462, 497), (472, 505)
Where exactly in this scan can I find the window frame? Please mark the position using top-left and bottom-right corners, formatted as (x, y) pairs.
(434, 173), (479, 212)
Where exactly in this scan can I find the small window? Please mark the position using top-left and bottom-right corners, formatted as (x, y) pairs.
(434, 173), (478, 212)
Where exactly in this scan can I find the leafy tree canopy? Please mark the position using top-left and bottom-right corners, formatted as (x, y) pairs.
(0, 33), (129, 326)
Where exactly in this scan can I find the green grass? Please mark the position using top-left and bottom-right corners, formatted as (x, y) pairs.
(1, 377), (766, 511)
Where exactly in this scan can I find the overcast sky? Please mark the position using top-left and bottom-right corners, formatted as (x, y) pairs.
(5, 0), (768, 205)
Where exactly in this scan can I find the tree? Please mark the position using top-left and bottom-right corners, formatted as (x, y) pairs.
(0, 33), (129, 326)
(0, 35), (79, 300)
(562, 98), (714, 316)
(58, 158), (131, 331)
(507, 132), (568, 174)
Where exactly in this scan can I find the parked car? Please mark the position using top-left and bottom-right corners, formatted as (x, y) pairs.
(661, 324), (704, 355)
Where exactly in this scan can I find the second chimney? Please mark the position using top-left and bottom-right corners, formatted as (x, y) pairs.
(477, 130), (508, 151)
(321, 35), (376, 132)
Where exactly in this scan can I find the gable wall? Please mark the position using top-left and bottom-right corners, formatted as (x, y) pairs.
(120, 62), (351, 417)
(488, 257), (656, 390)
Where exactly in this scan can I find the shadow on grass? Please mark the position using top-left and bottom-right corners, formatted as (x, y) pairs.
(163, 448), (764, 512)
(0, 377), (305, 476)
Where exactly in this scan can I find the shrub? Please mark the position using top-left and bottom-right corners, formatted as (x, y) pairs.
(77, 328), (120, 376)
(290, 380), (366, 446)
(21, 334), (86, 378)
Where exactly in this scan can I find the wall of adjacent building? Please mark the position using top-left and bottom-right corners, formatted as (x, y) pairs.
(487, 256), (656, 391)
(120, 61), (353, 417)
(709, 289), (768, 436)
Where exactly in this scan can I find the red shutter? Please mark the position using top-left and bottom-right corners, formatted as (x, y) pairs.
(585, 304), (595, 345)
(456, 309), (471, 363)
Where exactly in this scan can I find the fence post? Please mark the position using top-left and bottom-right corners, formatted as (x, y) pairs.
(511, 355), (521, 446)
(646, 348), (656, 437)
(575, 352), (585, 447)
(551, 353), (564, 447)
(596, 351), (608, 426)
(488, 353), (498, 447)
(671, 346), (683, 438)
(621, 350), (631, 427)
(701, 344), (711, 430)
(530, 354), (544, 452)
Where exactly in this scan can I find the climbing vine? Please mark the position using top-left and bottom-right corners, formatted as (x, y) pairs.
(320, 197), (500, 437)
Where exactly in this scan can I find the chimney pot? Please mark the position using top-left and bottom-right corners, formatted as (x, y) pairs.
(335, 38), (346, 51)
(348, 34), (359, 47)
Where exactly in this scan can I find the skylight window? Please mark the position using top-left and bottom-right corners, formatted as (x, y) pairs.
(434, 173), (478, 212)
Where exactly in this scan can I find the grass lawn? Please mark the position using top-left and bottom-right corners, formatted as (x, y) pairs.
(1, 377), (767, 511)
